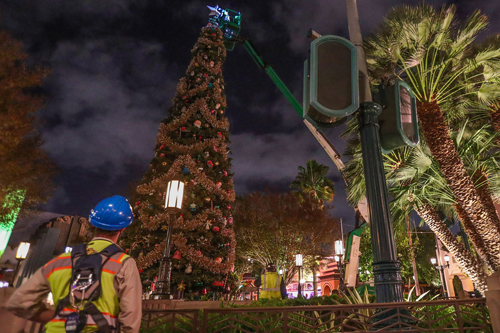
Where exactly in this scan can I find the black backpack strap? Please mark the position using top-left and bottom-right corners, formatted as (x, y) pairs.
(84, 302), (111, 333)
(71, 243), (87, 259)
(100, 243), (123, 258)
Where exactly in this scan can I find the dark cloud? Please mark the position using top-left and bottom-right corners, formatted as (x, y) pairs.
(0, 0), (498, 232)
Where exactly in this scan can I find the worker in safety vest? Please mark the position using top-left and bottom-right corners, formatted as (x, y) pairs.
(254, 263), (287, 299)
(7, 195), (142, 332)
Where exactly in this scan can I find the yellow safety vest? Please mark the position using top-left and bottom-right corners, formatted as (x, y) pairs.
(41, 239), (130, 333)
(260, 272), (282, 299)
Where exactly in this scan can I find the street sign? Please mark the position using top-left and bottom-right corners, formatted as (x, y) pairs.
(375, 80), (419, 153)
(303, 35), (359, 125)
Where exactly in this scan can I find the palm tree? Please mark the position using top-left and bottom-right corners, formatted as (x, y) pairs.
(291, 160), (335, 209)
(344, 122), (500, 291)
(365, 4), (500, 270)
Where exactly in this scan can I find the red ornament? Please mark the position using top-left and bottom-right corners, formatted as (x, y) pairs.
(228, 216), (233, 224)
(214, 146), (218, 152)
(160, 145), (165, 149)
(135, 201), (140, 206)
(216, 132), (223, 139)
(212, 226), (220, 232)
(227, 204), (231, 210)
(216, 181), (222, 188)
(212, 280), (224, 286)
(215, 257), (223, 263)
(173, 250), (182, 260)
(160, 153), (165, 157)
(201, 288), (207, 295)
(223, 171), (228, 177)
(207, 161), (214, 168)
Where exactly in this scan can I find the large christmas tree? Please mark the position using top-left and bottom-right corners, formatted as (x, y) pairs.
(132, 24), (236, 295)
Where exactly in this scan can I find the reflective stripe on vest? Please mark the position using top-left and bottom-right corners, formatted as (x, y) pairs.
(41, 240), (129, 333)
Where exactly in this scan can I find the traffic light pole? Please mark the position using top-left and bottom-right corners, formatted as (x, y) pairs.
(357, 102), (404, 303)
(346, 0), (404, 304)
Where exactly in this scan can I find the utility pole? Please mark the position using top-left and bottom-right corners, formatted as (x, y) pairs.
(345, 0), (404, 303)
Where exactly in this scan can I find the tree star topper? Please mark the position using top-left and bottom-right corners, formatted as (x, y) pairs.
(207, 5), (241, 51)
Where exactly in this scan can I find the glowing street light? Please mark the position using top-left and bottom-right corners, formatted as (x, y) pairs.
(153, 180), (185, 300)
(296, 254), (303, 298)
(12, 242), (30, 286)
(431, 256), (450, 298)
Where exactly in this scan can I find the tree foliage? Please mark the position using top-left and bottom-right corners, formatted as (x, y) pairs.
(290, 160), (335, 209)
(0, 28), (55, 225)
(233, 191), (341, 285)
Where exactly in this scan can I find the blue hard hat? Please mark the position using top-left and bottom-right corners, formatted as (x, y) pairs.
(89, 195), (134, 231)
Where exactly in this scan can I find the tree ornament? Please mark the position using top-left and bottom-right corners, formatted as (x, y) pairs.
(215, 257), (223, 263)
(204, 197), (211, 202)
(214, 161), (219, 166)
(207, 160), (214, 168)
(160, 145), (165, 149)
(227, 204), (231, 210)
(211, 109), (215, 114)
(223, 171), (228, 177)
(173, 250), (182, 259)
(204, 123), (210, 128)
(189, 203), (197, 211)
(220, 110), (224, 115)
(216, 103), (221, 109)
(222, 217), (227, 226)
(204, 151), (210, 157)
(228, 216), (233, 224)
(194, 120), (201, 128)
(213, 146), (218, 152)
(162, 162), (167, 166)
(195, 62), (199, 67)
(208, 83), (213, 88)
(190, 71), (194, 76)
(216, 132), (223, 139)
(216, 181), (222, 188)
(203, 55), (208, 59)
(209, 61), (214, 67)
(182, 167), (191, 174)
(185, 264), (193, 274)
(212, 226), (220, 232)
(201, 288), (207, 295)
(205, 220), (212, 230)
(160, 153), (165, 157)
(212, 280), (224, 286)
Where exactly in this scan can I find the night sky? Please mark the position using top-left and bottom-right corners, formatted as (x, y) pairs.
(1, 0), (499, 232)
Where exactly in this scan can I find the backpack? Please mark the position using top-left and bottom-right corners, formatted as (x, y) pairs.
(54, 243), (123, 333)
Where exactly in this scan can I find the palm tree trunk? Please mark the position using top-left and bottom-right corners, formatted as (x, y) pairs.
(418, 101), (500, 270)
(416, 204), (488, 293)
(472, 171), (500, 231)
(454, 203), (495, 270)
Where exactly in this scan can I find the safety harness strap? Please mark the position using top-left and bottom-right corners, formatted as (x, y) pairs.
(85, 302), (112, 333)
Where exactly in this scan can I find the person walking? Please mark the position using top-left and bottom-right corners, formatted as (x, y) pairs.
(254, 263), (287, 299)
(7, 195), (142, 333)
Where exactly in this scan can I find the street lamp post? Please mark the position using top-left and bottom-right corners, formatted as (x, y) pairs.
(334, 240), (345, 293)
(431, 256), (450, 298)
(12, 241), (30, 286)
(345, 0), (404, 304)
(152, 180), (184, 300)
(296, 254), (303, 298)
